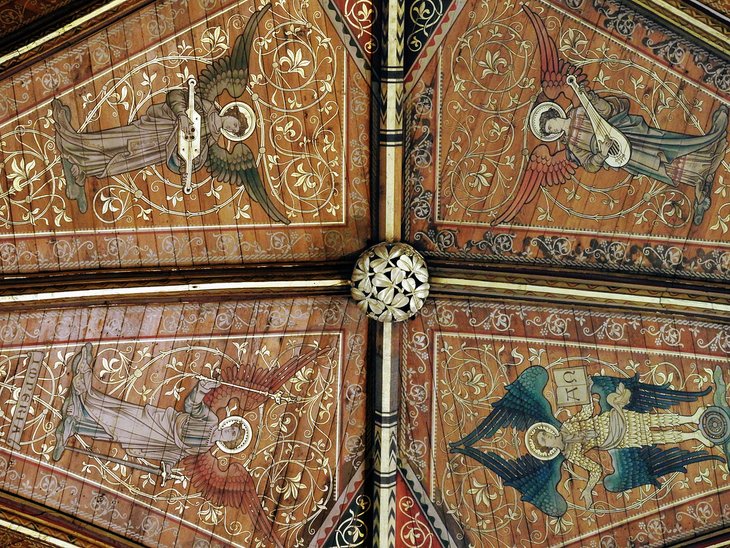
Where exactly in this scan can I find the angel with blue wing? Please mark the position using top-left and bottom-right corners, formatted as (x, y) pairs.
(449, 366), (725, 517)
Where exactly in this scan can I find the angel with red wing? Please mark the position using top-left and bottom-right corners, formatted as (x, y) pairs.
(53, 343), (330, 548)
(493, 5), (727, 226)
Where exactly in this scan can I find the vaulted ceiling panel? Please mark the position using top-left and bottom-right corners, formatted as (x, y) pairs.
(0, 0), (729, 545)
(401, 298), (730, 546)
(405, 0), (730, 282)
(0, 0), (371, 273)
(0, 297), (367, 547)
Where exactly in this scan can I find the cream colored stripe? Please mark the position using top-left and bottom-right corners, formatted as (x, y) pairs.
(0, 516), (78, 548)
(0, 0), (131, 67)
(431, 276), (730, 314)
(0, 279), (350, 304)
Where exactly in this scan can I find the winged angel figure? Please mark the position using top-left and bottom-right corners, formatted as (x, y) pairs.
(52, 342), (329, 546)
(493, 6), (728, 226)
(52, 3), (289, 223)
(449, 366), (724, 517)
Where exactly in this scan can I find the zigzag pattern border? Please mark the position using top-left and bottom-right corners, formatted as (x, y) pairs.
(398, 461), (456, 547)
(405, 0), (467, 89)
(317, 0), (372, 78)
(310, 461), (367, 547)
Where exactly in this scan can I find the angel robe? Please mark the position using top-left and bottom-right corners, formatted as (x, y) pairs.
(54, 89), (216, 179)
(563, 92), (728, 189)
(64, 366), (220, 467)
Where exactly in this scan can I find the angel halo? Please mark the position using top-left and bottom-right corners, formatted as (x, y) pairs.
(529, 101), (566, 142)
(220, 102), (256, 142)
(525, 422), (561, 461)
(216, 415), (253, 454)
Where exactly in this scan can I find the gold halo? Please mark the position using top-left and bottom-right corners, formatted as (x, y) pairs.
(219, 101), (256, 142)
(215, 415), (252, 454)
(525, 422), (561, 461)
(529, 102), (566, 142)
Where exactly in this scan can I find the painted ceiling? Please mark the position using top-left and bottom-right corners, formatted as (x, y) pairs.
(0, 0), (727, 547)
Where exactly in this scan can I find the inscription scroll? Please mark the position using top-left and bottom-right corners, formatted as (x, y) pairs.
(7, 351), (44, 450)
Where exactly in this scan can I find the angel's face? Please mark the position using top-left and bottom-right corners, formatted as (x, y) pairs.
(222, 116), (241, 135)
(537, 430), (561, 448)
(219, 423), (241, 442)
(544, 117), (568, 135)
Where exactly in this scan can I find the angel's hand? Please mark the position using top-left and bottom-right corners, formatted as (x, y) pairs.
(598, 139), (613, 157)
(178, 115), (194, 140)
(198, 372), (221, 393)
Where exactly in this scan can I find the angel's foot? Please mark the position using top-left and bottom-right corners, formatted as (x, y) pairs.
(52, 416), (77, 461)
(61, 159), (87, 214)
(693, 193), (711, 225)
(693, 175), (714, 225)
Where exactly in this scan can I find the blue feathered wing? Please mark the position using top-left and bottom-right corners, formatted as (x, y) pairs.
(451, 446), (568, 517)
(605, 446), (724, 492)
(450, 366), (560, 448)
(593, 373), (723, 491)
(591, 373), (711, 414)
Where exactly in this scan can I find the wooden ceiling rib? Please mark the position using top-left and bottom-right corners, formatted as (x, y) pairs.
(0, 0), (728, 546)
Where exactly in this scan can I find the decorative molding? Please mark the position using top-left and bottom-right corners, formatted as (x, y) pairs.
(626, 0), (730, 58)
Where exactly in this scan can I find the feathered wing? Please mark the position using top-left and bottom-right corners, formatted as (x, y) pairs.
(492, 145), (577, 225)
(205, 345), (330, 412)
(199, 3), (272, 101)
(450, 366), (560, 448)
(452, 447), (567, 517)
(605, 446), (724, 492)
(206, 142), (289, 224)
(181, 452), (284, 548)
(523, 5), (587, 101)
(591, 373), (712, 414)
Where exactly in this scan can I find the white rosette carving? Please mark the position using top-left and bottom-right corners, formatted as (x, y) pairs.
(350, 243), (430, 322)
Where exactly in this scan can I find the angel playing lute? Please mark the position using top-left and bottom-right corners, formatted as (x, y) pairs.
(492, 5), (728, 226)
(53, 342), (330, 547)
(52, 3), (289, 223)
(450, 366), (724, 516)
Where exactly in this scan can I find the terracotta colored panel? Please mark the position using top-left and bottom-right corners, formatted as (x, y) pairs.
(405, 0), (730, 281)
(0, 0), (372, 273)
(402, 299), (730, 546)
(0, 297), (368, 547)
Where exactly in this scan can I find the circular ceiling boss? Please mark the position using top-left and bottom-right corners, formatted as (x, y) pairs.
(350, 242), (430, 322)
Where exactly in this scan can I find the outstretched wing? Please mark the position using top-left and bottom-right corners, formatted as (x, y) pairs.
(181, 452), (284, 547)
(205, 142), (289, 224)
(450, 366), (559, 448)
(591, 373), (711, 414)
(492, 145), (577, 225)
(205, 345), (330, 412)
(524, 5), (587, 101)
(452, 447), (567, 517)
(605, 446), (724, 492)
(198, 4), (271, 101)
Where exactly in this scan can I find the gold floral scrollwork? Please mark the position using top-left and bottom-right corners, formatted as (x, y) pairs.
(344, 0), (378, 54)
(251, 1), (343, 221)
(0, 4), (346, 228)
(398, 495), (435, 547)
(331, 494), (371, 546)
(0, 118), (70, 228)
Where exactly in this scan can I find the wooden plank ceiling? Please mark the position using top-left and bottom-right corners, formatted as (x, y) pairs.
(0, 0), (728, 547)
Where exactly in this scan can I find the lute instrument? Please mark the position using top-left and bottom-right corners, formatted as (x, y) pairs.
(566, 75), (631, 168)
